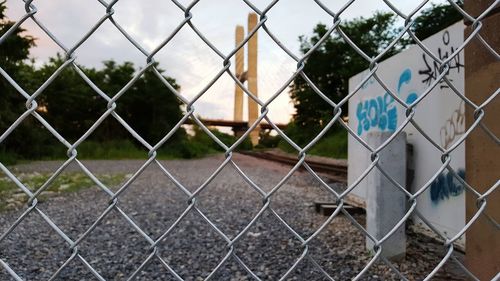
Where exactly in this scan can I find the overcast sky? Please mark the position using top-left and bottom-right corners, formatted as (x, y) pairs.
(5, 0), (445, 124)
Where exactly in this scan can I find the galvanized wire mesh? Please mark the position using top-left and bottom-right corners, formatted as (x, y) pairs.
(0, 0), (498, 280)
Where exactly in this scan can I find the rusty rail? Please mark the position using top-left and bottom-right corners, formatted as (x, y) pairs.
(241, 151), (347, 183)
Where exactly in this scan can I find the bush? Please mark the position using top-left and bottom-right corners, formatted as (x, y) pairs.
(179, 126), (253, 158)
(308, 130), (347, 159)
(0, 149), (18, 165)
(277, 122), (347, 159)
(256, 131), (281, 149)
(75, 140), (147, 159)
(0, 126), (254, 165)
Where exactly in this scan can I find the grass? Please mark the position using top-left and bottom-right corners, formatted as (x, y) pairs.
(278, 130), (348, 159)
(0, 128), (254, 165)
(0, 140), (216, 165)
(0, 172), (126, 211)
(75, 140), (150, 160)
(0, 128), (251, 211)
(307, 131), (348, 159)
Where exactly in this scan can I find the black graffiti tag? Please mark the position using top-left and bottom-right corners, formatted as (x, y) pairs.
(419, 30), (464, 89)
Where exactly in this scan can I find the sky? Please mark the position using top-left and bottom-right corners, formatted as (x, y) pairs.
(5, 0), (446, 125)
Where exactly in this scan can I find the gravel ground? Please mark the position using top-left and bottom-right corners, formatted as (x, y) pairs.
(0, 154), (467, 280)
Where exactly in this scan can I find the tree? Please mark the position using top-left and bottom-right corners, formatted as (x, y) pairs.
(0, 0), (35, 127)
(0, 2), (35, 71)
(0, 1), (41, 159)
(111, 63), (185, 144)
(26, 56), (105, 142)
(32, 57), (185, 145)
(411, 2), (462, 41)
(288, 2), (463, 145)
(1, 0), (186, 160)
(289, 12), (402, 142)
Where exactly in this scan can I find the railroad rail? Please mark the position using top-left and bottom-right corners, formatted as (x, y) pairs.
(241, 151), (347, 183)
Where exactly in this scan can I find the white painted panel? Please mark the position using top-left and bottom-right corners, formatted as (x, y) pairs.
(347, 22), (465, 247)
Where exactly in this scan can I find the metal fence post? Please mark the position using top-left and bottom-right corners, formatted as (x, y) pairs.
(464, 1), (500, 279)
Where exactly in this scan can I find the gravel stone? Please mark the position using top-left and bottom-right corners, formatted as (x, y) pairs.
(0, 154), (467, 280)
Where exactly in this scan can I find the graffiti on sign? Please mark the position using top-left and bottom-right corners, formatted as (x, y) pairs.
(397, 69), (419, 104)
(440, 100), (465, 149)
(356, 69), (418, 135)
(356, 93), (397, 135)
(430, 168), (465, 204)
(419, 30), (464, 89)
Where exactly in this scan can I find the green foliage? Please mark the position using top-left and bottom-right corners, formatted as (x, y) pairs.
(174, 126), (253, 159)
(0, 2), (220, 162)
(21, 56), (185, 144)
(0, 54), (191, 161)
(0, 3), (54, 162)
(0, 1), (35, 72)
(277, 124), (347, 159)
(411, 2), (463, 41)
(282, 121), (323, 148)
(291, 12), (402, 133)
(73, 140), (149, 159)
(0, 171), (126, 210)
(308, 130), (348, 159)
(0, 149), (17, 165)
(256, 130), (281, 149)
(286, 2), (463, 159)
(0, 1), (36, 148)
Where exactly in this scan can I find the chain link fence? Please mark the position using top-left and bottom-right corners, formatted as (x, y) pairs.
(0, 0), (498, 280)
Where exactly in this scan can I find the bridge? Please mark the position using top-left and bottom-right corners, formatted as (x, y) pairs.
(186, 118), (286, 132)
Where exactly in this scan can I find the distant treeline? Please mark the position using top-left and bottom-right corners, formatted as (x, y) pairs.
(0, 2), (251, 164)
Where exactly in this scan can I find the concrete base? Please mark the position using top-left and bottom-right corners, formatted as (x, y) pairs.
(365, 132), (407, 260)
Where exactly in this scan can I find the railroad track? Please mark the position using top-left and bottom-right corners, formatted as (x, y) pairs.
(241, 151), (347, 183)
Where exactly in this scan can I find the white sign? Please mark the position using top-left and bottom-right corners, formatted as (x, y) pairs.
(347, 22), (466, 247)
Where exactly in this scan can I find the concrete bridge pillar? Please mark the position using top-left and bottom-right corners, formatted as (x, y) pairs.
(234, 25), (244, 122)
(247, 13), (259, 145)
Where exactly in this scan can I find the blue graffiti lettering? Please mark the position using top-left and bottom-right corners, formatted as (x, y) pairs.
(356, 68), (418, 135)
(398, 69), (412, 93)
(398, 69), (418, 105)
(356, 93), (397, 135)
(430, 169), (465, 204)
